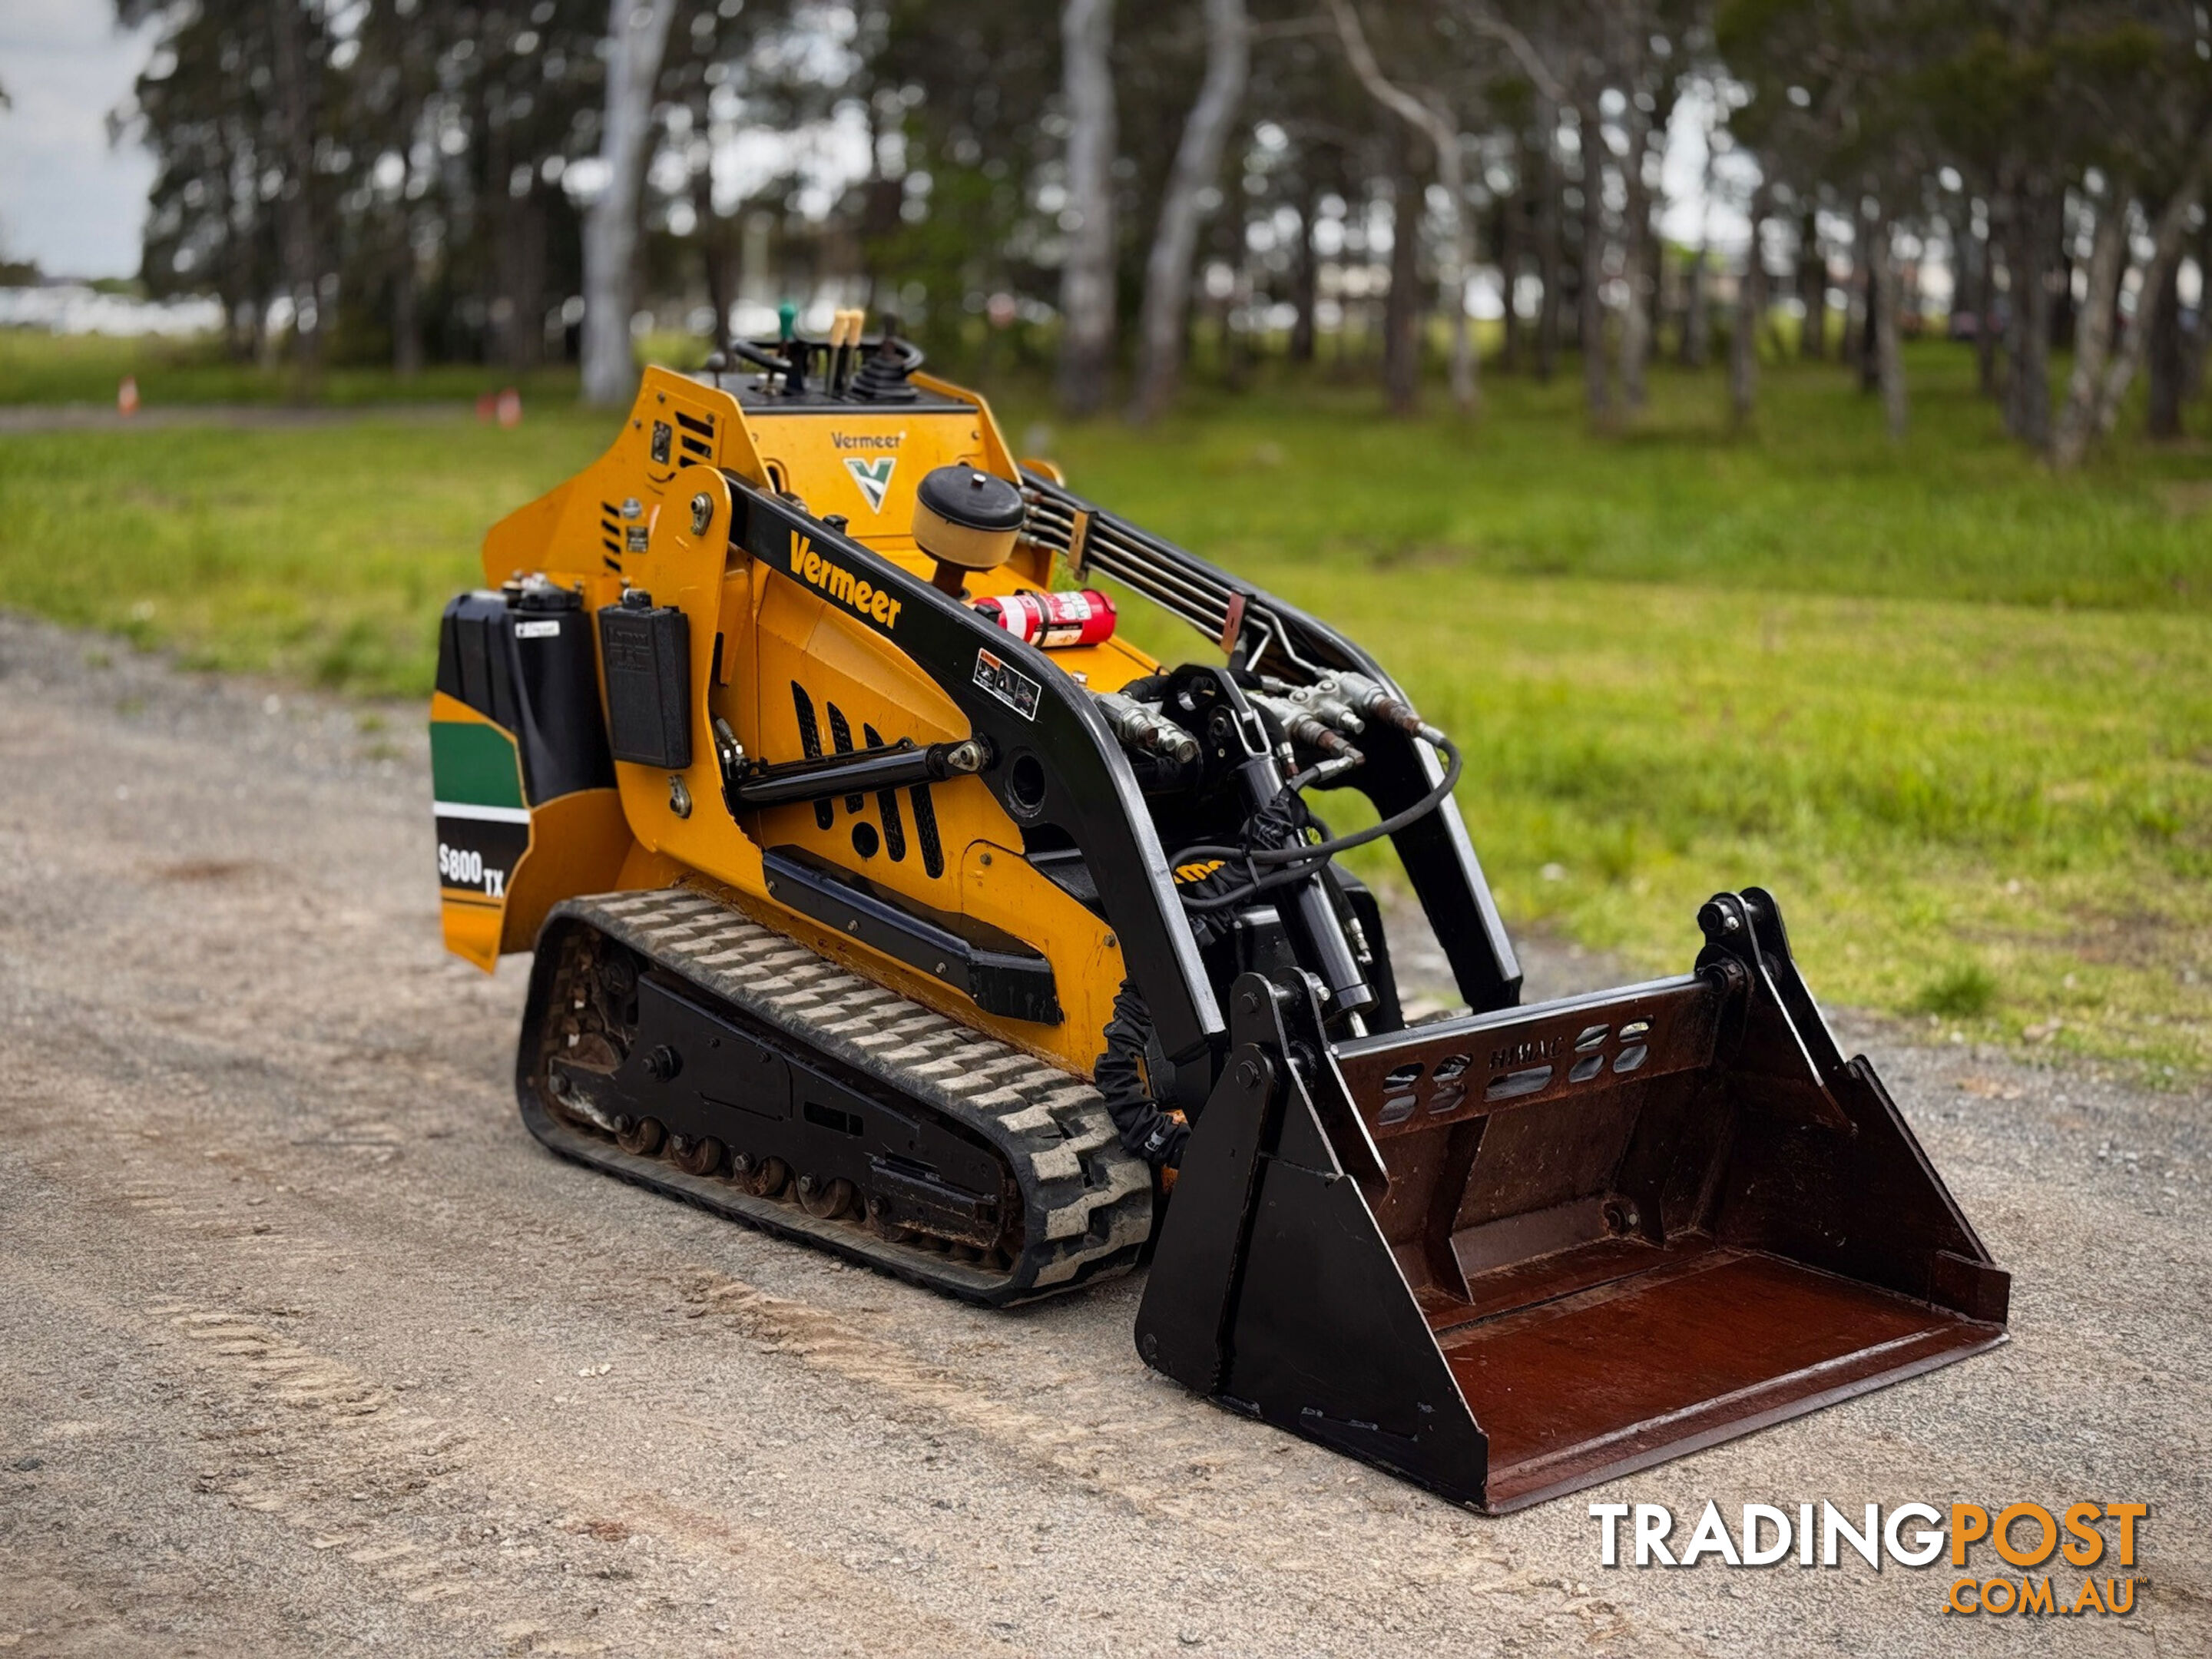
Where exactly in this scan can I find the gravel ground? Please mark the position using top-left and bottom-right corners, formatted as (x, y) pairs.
(1, 611), (2206, 1657)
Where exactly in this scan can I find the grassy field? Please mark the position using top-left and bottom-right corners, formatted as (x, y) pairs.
(1, 335), (2207, 1082)
(0, 328), (585, 407)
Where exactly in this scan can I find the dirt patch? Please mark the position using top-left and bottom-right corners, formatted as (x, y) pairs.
(154, 857), (260, 883)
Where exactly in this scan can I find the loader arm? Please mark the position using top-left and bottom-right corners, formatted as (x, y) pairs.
(726, 475), (1227, 1110)
(1018, 471), (1522, 1013)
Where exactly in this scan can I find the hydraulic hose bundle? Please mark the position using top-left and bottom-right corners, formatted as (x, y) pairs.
(1093, 979), (1188, 1170)
(1172, 732), (1464, 917)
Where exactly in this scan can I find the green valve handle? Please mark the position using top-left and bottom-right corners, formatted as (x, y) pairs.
(777, 300), (797, 341)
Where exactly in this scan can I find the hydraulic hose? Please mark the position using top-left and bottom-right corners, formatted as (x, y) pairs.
(1092, 980), (1188, 1170)
(1174, 734), (1464, 881)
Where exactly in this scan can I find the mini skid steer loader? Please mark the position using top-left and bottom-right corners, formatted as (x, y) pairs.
(429, 315), (2009, 1511)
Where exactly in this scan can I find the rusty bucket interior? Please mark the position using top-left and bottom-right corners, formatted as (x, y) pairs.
(1137, 889), (2012, 1512)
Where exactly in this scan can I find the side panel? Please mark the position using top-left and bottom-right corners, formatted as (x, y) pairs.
(430, 694), (528, 970)
(611, 465), (1137, 1078)
(429, 588), (633, 969)
(730, 482), (1224, 1109)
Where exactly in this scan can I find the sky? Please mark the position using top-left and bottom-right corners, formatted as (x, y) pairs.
(0, 0), (157, 279)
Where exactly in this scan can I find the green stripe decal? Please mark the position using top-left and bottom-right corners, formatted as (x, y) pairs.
(430, 720), (525, 810)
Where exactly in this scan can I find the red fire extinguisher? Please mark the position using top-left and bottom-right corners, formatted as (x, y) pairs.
(971, 588), (1118, 648)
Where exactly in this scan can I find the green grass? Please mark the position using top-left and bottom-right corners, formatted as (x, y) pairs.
(0, 329), (583, 407)
(1012, 349), (2212, 613)
(0, 411), (602, 692)
(2, 334), (2207, 1082)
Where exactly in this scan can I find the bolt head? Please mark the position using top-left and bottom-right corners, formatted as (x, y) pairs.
(690, 492), (714, 535)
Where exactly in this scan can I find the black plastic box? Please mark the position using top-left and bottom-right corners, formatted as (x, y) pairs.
(435, 586), (614, 803)
(598, 599), (692, 769)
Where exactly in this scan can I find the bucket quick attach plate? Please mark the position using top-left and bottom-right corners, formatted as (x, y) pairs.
(1135, 889), (2009, 1512)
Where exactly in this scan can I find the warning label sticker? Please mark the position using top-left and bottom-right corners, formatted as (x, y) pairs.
(973, 647), (1040, 720)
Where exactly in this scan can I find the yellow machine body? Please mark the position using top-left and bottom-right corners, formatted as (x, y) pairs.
(435, 366), (1155, 1077)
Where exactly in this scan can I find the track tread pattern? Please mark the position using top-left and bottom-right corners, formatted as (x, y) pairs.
(531, 887), (1154, 1302)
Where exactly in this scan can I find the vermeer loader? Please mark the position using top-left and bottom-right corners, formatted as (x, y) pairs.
(430, 316), (2009, 1511)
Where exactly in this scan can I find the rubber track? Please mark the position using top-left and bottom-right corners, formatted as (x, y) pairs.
(519, 886), (1155, 1305)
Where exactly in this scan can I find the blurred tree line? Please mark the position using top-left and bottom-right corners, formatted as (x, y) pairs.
(116, 0), (2212, 462)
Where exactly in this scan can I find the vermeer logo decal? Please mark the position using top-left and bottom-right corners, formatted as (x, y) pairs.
(843, 455), (896, 512)
(792, 532), (902, 628)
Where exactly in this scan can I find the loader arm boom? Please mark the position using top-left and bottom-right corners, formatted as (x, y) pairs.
(726, 474), (1227, 1108)
(1018, 470), (1522, 1013)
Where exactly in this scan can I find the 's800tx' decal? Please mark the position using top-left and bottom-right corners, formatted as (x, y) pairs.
(792, 532), (902, 629)
(429, 717), (528, 906)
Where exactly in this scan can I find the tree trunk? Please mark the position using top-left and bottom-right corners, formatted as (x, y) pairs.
(1731, 182), (1770, 426)
(581, 0), (679, 407)
(1618, 106), (1652, 409)
(269, 0), (323, 391)
(2147, 253), (2185, 439)
(1056, 0), (1117, 416)
(2188, 220), (2212, 408)
(1857, 213), (1882, 393)
(2050, 236), (2078, 352)
(1382, 154), (1423, 416)
(215, 124), (256, 363)
(1870, 210), (1907, 438)
(499, 187), (548, 371)
(1497, 184), (1522, 372)
(392, 228), (422, 378)
(1289, 171), (1319, 365)
(1839, 253), (1859, 367)
(1219, 204), (1252, 393)
(1973, 217), (2000, 397)
(2084, 168), (2211, 447)
(2051, 194), (2129, 467)
(1797, 208), (1824, 359)
(2004, 187), (2056, 450)
(695, 162), (732, 354)
(1129, 0), (1248, 422)
(1681, 248), (1709, 367)
(1578, 103), (1611, 422)
(1535, 95), (1562, 383)
(1841, 200), (1871, 376)
(1328, 0), (1475, 414)
(1434, 118), (1477, 414)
